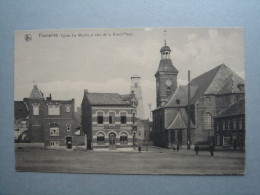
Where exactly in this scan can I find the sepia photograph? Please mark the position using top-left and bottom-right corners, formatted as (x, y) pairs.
(14, 27), (245, 175)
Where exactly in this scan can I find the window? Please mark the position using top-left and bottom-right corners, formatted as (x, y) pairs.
(50, 127), (59, 136)
(135, 83), (138, 88)
(109, 112), (115, 124)
(138, 131), (141, 136)
(223, 136), (231, 146)
(97, 112), (103, 124)
(120, 132), (128, 144)
(222, 121), (225, 130)
(48, 104), (60, 115)
(120, 112), (126, 124)
(32, 104), (39, 115)
(216, 135), (220, 145)
(50, 141), (59, 147)
(227, 120), (231, 130)
(66, 124), (71, 131)
(65, 104), (71, 112)
(203, 112), (212, 130)
(233, 119), (237, 130)
(133, 113), (136, 124)
(239, 119), (243, 129)
(97, 132), (105, 145)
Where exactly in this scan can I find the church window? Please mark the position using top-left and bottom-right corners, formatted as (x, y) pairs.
(120, 132), (128, 144)
(97, 132), (105, 145)
(109, 112), (115, 124)
(120, 112), (127, 124)
(32, 104), (39, 115)
(48, 104), (60, 115)
(203, 112), (212, 130)
(97, 112), (103, 124)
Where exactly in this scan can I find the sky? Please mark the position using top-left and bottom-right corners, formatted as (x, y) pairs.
(14, 28), (245, 119)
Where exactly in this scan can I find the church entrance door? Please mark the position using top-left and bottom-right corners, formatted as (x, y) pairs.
(109, 133), (116, 150)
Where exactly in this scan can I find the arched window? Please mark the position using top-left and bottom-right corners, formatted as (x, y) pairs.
(120, 132), (128, 144)
(203, 112), (212, 130)
(97, 132), (105, 145)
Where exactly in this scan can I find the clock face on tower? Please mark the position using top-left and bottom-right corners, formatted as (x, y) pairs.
(165, 79), (172, 87)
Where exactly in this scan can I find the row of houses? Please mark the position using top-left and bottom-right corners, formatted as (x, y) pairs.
(14, 82), (151, 150)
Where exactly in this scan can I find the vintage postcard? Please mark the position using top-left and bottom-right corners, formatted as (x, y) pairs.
(14, 28), (245, 174)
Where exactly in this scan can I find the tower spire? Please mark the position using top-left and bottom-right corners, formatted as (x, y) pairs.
(164, 30), (167, 46)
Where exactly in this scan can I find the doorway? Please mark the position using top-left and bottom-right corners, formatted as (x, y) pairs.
(109, 133), (116, 150)
(66, 136), (72, 149)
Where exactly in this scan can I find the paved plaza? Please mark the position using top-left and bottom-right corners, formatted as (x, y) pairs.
(15, 147), (245, 175)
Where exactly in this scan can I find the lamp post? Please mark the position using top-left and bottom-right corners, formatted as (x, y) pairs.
(187, 70), (191, 150)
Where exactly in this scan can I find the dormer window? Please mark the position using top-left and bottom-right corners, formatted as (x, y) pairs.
(237, 84), (245, 91)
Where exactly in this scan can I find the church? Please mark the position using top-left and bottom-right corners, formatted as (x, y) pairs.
(152, 41), (245, 149)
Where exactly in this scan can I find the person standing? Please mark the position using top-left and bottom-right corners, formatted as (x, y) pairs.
(210, 142), (214, 156)
(138, 145), (141, 153)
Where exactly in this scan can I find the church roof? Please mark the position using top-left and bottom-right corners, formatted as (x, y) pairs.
(215, 99), (245, 118)
(14, 101), (29, 120)
(155, 59), (178, 75)
(164, 64), (245, 107)
(166, 109), (195, 130)
(29, 84), (44, 99)
(85, 92), (129, 106)
(165, 85), (198, 107)
(121, 93), (136, 102)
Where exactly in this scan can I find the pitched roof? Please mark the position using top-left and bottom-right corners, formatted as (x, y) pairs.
(215, 99), (245, 118)
(121, 93), (136, 102)
(167, 109), (195, 130)
(165, 85), (198, 107)
(29, 84), (44, 99)
(155, 59), (178, 75)
(85, 93), (128, 106)
(14, 101), (29, 120)
(217, 73), (245, 95)
(189, 64), (244, 104)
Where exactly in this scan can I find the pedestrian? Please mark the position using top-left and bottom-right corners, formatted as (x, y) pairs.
(209, 142), (214, 156)
(138, 145), (141, 153)
(195, 145), (199, 155)
(177, 143), (179, 151)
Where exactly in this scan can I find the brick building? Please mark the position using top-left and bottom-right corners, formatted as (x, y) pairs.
(153, 42), (245, 149)
(214, 99), (245, 150)
(81, 90), (137, 150)
(14, 101), (29, 142)
(22, 84), (77, 149)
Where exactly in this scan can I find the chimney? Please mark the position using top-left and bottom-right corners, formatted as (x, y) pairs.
(84, 89), (88, 96)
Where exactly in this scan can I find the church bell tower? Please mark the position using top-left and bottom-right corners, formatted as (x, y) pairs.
(155, 32), (178, 107)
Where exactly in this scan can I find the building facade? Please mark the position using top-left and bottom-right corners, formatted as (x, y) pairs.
(153, 42), (245, 149)
(214, 99), (245, 150)
(81, 90), (137, 150)
(21, 84), (77, 149)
